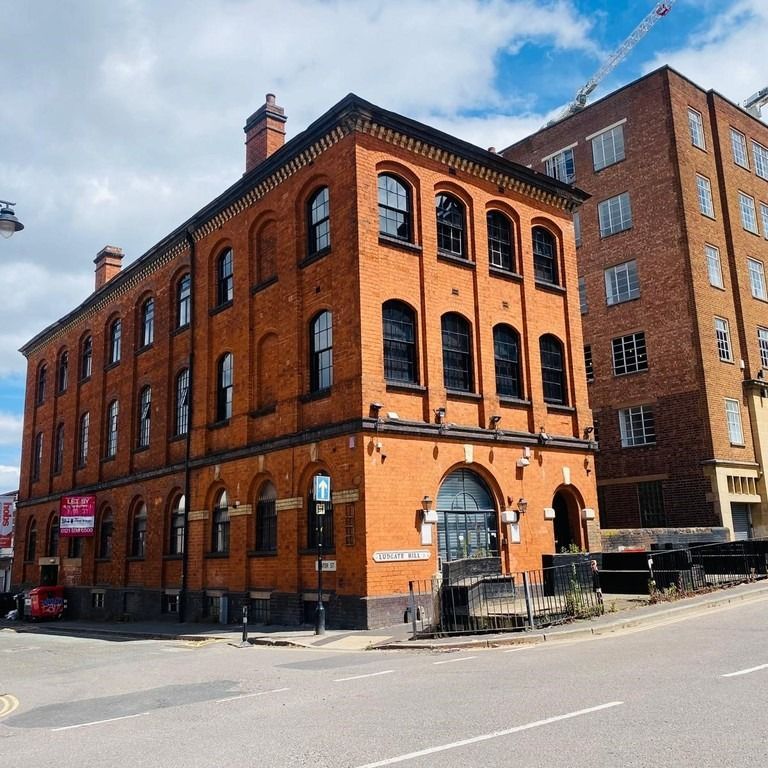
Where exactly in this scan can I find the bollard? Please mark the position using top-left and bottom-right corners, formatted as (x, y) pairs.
(241, 604), (248, 644)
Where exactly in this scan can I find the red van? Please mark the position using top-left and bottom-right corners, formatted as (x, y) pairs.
(25, 586), (67, 620)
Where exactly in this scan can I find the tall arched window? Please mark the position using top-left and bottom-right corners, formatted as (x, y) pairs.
(382, 300), (417, 384)
(141, 298), (155, 347)
(216, 353), (233, 421)
(32, 432), (44, 481)
(131, 503), (147, 557)
(106, 400), (119, 457)
(540, 334), (567, 405)
(177, 274), (191, 328)
(25, 519), (37, 562)
(307, 472), (333, 549)
(81, 335), (93, 380)
(533, 227), (558, 284)
(47, 514), (59, 557)
(109, 319), (122, 364)
(494, 325), (522, 398)
(441, 313), (473, 392)
(310, 311), (333, 392)
(487, 211), (514, 272)
(78, 411), (90, 466)
(57, 350), (69, 393)
(436, 193), (466, 257)
(217, 248), (234, 306)
(212, 490), (230, 553)
(307, 187), (331, 257)
(138, 386), (152, 448)
(175, 368), (190, 436)
(256, 482), (277, 552)
(378, 174), (411, 241)
(255, 219), (277, 284)
(169, 495), (185, 555)
(36, 363), (47, 404)
(99, 510), (113, 559)
(53, 423), (65, 474)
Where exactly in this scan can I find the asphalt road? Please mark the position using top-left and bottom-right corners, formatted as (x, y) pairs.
(2, 598), (768, 767)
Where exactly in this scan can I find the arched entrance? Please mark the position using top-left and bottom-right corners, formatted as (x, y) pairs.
(437, 468), (498, 563)
(552, 489), (582, 552)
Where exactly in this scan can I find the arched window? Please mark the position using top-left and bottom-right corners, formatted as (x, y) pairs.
(216, 353), (233, 421)
(47, 514), (59, 557)
(175, 368), (190, 436)
(53, 423), (65, 474)
(378, 174), (411, 241)
(109, 319), (122, 364)
(255, 220), (277, 284)
(307, 472), (333, 549)
(57, 350), (69, 393)
(436, 193), (466, 257)
(540, 334), (567, 405)
(177, 274), (191, 328)
(138, 386), (152, 448)
(494, 325), (522, 398)
(533, 227), (558, 284)
(310, 311), (333, 392)
(131, 504), (147, 558)
(217, 248), (234, 306)
(441, 313), (473, 392)
(106, 400), (119, 457)
(25, 519), (37, 562)
(212, 490), (230, 553)
(307, 187), (331, 257)
(169, 495), (185, 555)
(36, 364), (47, 404)
(81, 336), (93, 380)
(78, 412), (90, 467)
(141, 298), (155, 347)
(382, 300), (417, 384)
(256, 482), (277, 552)
(32, 432), (44, 481)
(99, 510), (113, 559)
(487, 211), (514, 272)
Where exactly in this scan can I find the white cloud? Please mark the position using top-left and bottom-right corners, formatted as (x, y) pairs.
(0, 413), (22, 447)
(0, 466), (20, 494)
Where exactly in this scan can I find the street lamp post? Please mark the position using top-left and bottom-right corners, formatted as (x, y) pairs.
(315, 501), (325, 635)
(0, 201), (24, 238)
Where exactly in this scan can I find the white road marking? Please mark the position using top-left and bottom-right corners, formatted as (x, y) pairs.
(433, 655), (477, 665)
(52, 711), (151, 732)
(351, 701), (624, 768)
(333, 670), (395, 683)
(216, 687), (289, 702)
(722, 663), (768, 678)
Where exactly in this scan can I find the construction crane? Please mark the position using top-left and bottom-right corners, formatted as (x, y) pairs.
(546, 1), (676, 127)
(744, 87), (768, 118)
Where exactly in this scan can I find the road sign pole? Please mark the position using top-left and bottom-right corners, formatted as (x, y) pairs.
(315, 504), (325, 635)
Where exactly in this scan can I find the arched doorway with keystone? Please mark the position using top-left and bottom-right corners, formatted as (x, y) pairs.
(436, 468), (499, 565)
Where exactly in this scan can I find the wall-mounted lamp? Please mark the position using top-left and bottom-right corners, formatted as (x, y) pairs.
(538, 427), (551, 445)
(489, 414), (502, 429)
(516, 498), (528, 515)
(434, 407), (446, 424)
(420, 495), (438, 524)
(370, 402), (384, 418)
(583, 426), (594, 440)
(0, 200), (24, 239)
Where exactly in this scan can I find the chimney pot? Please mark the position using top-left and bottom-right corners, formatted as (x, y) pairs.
(244, 93), (287, 174)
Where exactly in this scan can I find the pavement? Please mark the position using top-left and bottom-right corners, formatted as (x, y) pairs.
(3, 580), (768, 651)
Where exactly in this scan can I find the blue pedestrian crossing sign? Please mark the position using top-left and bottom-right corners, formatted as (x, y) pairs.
(314, 475), (331, 502)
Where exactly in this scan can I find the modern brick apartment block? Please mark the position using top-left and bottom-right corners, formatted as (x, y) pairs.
(13, 93), (597, 627)
(505, 66), (768, 548)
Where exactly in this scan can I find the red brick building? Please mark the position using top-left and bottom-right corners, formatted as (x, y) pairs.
(13, 93), (597, 627)
(505, 66), (768, 548)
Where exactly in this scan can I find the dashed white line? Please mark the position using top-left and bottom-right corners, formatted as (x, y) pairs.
(333, 670), (395, 683)
(216, 687), (290, 702)
(722, 663), (768, 678)
(351, 701), (624, 768)
(52, 712), (151, 732)
(433, 655), (477, 665)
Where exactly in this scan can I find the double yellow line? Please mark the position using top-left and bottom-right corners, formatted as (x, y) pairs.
(0, 694), (19, 718)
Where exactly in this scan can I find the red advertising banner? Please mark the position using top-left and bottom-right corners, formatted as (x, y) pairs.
(0, 500), (13, 547)
(60, 495), (96, 537)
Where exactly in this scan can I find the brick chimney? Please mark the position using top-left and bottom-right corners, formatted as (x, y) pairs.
(244, 93), (286, 174)
(94, 245), (123, 290)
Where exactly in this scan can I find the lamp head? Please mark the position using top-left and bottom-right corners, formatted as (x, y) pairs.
(0, 202), (24, 239)
(489, 415), (502, 428)
(516, 498), (528, 515)
(421, 495), (433, 512)
(434, 407), (446, 423)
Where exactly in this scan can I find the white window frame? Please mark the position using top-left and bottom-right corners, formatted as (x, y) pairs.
(590, 122), (626, 171)
(748, 258), (767, 300)
(753, 141), (768, 180)
(612, 332), (648, 376)
(725, 398), (744, 445)
(605, 259), (640, 305)
(696, 175), (715, 218)
(688, 109), (705, 149)
(758, 327), (768, 370)
(705, 244), (724, 288)
(584, 345), (594, 383)
(731, 128), (749, 168)
(739, 192), (759, 234)
(619, 405), (656, 447)
(543, 144), (576, 183)
(598, 192), (632, 237)
(715, 317), (733, 362)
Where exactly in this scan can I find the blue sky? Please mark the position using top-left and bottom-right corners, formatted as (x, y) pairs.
(1, 0), (766, 492)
